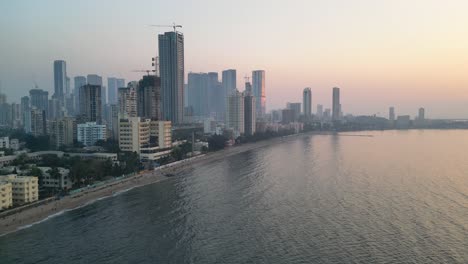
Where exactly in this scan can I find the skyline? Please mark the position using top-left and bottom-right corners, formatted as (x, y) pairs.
(1, 0), (468, 118)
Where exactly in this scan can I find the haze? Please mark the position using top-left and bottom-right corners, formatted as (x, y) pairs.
(1, 0), (467, 118)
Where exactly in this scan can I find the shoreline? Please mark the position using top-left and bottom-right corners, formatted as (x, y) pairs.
(0, 131), (328, 237)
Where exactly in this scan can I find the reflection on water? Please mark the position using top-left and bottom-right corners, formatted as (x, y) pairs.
(1, 130), (467, 264)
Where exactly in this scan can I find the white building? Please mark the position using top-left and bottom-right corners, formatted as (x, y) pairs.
(38, 167), (73, 190)
(77, 122), (106, 146)
(0, 137), (9, 149)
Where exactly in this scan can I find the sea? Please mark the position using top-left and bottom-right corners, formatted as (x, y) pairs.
(1, 130), (467, 263)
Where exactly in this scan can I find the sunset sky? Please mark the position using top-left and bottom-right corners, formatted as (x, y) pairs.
(1, 0), (468, 118)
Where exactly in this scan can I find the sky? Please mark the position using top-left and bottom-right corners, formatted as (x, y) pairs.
(1, 0), (468, 118)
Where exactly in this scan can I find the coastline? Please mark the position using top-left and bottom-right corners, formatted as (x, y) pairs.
(0, 131), (325, 237)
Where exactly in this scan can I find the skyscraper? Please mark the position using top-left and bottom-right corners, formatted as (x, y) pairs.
(244, 93), (256, 136)
(137, 75), (161, 120)
(418, 107), (425, 120)
(187, 72), (209, 118)
(389, 107), (395, 121)
(252, 70), (266, 117)
(303, 87), (312, 117)
(74, 76), (87, 114)
(332, 87), (340, 121)
(21, 96), (30, 131)
(107, 77), (117, 104)
(53, 60), (66, 104)
(317, 104), (323, 119)
(87, 74), (105, 106)
(29, 89), (49, 115)
(79, 84), (102, 124)
(30, 108), (46, 136)
(159, 31), (184, 124)
(222, 69), (236, 96)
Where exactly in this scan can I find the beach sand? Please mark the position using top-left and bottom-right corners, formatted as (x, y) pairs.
(0, 132), (316, 236)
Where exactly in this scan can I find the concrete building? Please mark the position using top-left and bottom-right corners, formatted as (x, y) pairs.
(252, 70), (266, 117)
(0, 137), (9, 149)
(244, 93), (256, 136)
(159, 31), (185, 124)
(281, 109), (295, 124)
(317, 104), (323, 119)
(303, 88), (312, 118)
(107, 77), (118, 104)
(29, 89), (49, 115)
(0, 181), (12, 210)
(49, 117), (75, 148)
(418, 107), (425, 120)
(39, 167), (73, 190)
(118, 87), (137, 118)
(137, 75), (161, 120)
(0, 175), (38, 206)
(79, 84), (102, 124)
(222, 69), (236, 96)
(119, 117), (172, 154)
(226, 90), (245, 136)
(77, 122), (106, 146)
(30, 108), (47, 136)
(389, 107), (395, 121)
(287, 102), (301, 121)
(53, 60), (67, 105)
(188, 72), (209, 118)
(332, 87), (341, 122)
(396, 115), (411, 129)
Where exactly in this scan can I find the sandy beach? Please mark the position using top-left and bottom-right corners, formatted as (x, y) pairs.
(0, 132), (318, 236)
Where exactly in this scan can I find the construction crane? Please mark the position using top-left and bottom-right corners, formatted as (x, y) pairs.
(132, 70), (155, 76)
(149, 23), (182, 32)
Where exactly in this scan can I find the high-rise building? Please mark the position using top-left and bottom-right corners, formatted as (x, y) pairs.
(0, 92), (6, 104)
(418, 108), (425, 120)
(332, 87), (340, 121)
(252, 70), (266, 117)
(137, 75), (161, 120)
(79, 84), (102, 124)
(118, 86), (137, 118)
(49, 117), (75, 148)
(107, 77), (117, 104)
(116, 78), (125, 90)
(21, 96), (31, 131)
(66, 77), (71, 96)
(77, 122), (106, 146)
(317, 104), (323, 119)
(188, 72), (209, 118)
(53, 60), (67, 104)
(226, 90), (244, 135)
(303, 87), (312, 117)
(281, 109), (295, 124)
(222, 69), (236, 96)
(29, 89), (49, 114)
(244, 93), (256, 136)
(74, 76), (87, 113)
(389, 107), (395, 121)
(159, 31), (184, 124)
(0, 103), (12, 127)
(207, 72), (224, 121)
(30, 108), (47, 136)
(287, 102), (301, 121)
(87, 74), (105, 108)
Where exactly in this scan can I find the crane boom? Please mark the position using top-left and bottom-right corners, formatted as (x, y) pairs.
(149, 22), (182, 32)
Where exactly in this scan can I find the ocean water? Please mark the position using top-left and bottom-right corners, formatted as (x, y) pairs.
(1, 130), (467, 263)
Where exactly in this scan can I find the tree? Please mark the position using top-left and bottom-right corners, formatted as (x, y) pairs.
(208, 135), (228, 151)
(47, 167), (61, 179)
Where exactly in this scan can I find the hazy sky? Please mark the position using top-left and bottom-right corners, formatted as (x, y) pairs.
(1, 0), (468, 118)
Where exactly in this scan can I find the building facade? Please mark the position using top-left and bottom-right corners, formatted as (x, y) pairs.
(244, 93), (256, 136)
(79, 84), (102, 124)
(252, 70), (266, 117)
(0, 175), (38, 206)
(226, 90), (245, 135)
(53, 60), (67, 105)
(137, 75), (161, 120)
(303, 87), (312, 118)
(332, 87), (341, 121)
(77, 122), (106, 146)
(0, 181), (12, 210)
(159, 31), (185, 124)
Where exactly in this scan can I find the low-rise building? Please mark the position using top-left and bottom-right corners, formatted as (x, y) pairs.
(38, 167), (73, 190)
(0, 181), (13, 210)
(0, 137), (9, 149)
(0, 175), (38, 206)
